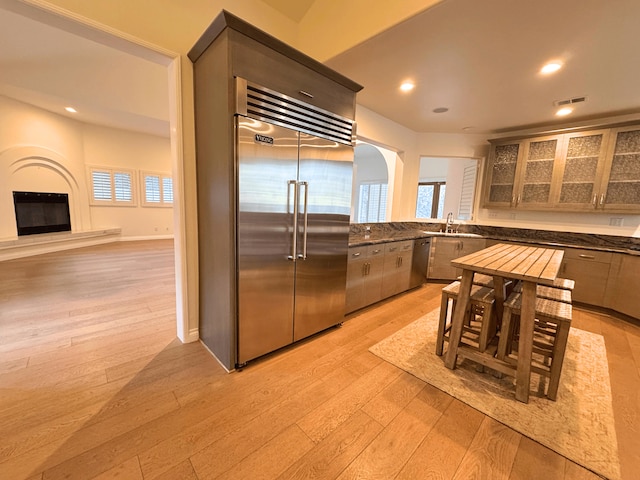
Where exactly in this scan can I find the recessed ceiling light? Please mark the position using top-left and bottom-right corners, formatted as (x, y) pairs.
(433, 107), (449, 114)
(65, 107), (77, 113)
(556, 107), (573, 116)
(400, 81), (415, 92)
(541, 62), (563, 74)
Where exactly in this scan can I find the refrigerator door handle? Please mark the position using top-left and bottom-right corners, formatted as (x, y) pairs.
(288, 180), (299, 261)
(298, 181), (309, 260)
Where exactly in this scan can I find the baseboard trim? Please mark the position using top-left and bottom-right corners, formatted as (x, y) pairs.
(0, 230), (176, 261)
(0, 229), (122, 261)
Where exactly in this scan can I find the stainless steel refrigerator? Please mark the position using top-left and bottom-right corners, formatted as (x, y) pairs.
(235, 81), (354, 366)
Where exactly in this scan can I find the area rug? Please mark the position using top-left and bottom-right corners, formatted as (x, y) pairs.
(369, 309), (621, 480)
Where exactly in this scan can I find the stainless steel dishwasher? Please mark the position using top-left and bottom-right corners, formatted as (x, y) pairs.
(410, 238), (431, 288)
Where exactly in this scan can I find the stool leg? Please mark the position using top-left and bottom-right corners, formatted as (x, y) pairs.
(478, 302), (495, 352)
(436, 293), (450, 356)
(547, 321), (570, 400)
(497, 306), (514, 361)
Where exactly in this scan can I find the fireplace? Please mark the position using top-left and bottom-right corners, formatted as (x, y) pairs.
(13, 191), (71, 236)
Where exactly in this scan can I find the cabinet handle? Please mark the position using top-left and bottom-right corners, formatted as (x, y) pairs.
(592, 194), (598, 206)
(578, 254), (596, 260)
(373, 249), (381, 254)
(352, 252), (361, 258)
(517, 195), (521, 205)
(599, 194), (605, 206)
(299, 90), (314, 98)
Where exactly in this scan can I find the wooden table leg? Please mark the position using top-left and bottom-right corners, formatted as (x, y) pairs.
(493, 276), (506, 326)
(444, 269), (474, 369)
(515, 280), (536, 403)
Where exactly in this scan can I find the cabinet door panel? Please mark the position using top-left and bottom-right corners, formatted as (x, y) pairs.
(560, 247), (611, 306)
(363, 247), (385, 306)
(381, 241), (413, 298)
(519, 137), (562, 207)
(485, 142), (521, 207)
(605, 255), (640, 319)
(345, 247), (367, 313)
(601, 127), (640, 211)
(558, 131), (609, 209)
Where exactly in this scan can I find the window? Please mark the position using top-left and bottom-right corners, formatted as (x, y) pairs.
(416, 181), (446, 218)
(88, 167), (135, 205)
(141, 172), (173, 207)
(358, 183), (387, 223)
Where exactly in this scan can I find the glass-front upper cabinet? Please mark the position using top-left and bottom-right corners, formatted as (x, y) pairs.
(484, 135), (564, 209)
(483, 140), (522, 208)
(516, 135), (564, 208)
(556, 130), (610, 210)
(483, 123), (640, 213)
(599, 125), (640, 211)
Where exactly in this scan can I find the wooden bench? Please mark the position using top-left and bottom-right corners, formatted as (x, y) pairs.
(497, 291), (572, 400)
(513, 283), (572, 303)
(436, 281), (497, 356)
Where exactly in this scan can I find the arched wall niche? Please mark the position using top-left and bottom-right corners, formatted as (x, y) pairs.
(1, 145), (88, 236)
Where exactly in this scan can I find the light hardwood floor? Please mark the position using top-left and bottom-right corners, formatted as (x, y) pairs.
(1, 240), (638, 479)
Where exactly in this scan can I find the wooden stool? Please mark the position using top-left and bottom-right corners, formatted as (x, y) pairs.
(551, 277), (575, 290)
(497, 292), (572, 400)
(436, 281), (497, 356)
(457, 273), (495, 288)
(513, 283), (573, 304)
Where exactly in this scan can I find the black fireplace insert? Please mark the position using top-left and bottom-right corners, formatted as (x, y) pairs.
(13, 191), (71, 236)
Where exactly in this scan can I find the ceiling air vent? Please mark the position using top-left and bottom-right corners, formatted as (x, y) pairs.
(554, 96), (588, 106)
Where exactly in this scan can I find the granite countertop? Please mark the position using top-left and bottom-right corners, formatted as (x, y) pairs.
(348, 222), (640, 256)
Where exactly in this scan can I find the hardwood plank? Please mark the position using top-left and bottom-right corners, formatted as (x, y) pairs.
(278, 410), (383, 480)
(396, 398), (484, 480)
(335, 385), (452, 479)
(563, 461), (605, 480)
(361, 371), (425, 426)
(0, 392), (180, 479)
(509, 437), (565, 480)
(296, 360), (401, 443)
(599, 317), (640, 480)
(452, 417), (521, 480)
(91, 456), (143, 480)
(147, 379), (334, 479)
(214, 424), (314, 480)
(152, 460), (199, 480)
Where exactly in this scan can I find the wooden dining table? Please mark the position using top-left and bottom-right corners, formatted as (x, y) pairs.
(443, 242), (565, 403)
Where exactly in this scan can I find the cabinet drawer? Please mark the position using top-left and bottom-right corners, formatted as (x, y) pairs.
(348, 246), (368, 260)
(563, 248), (612, 263)
(384, 240), (413, 254)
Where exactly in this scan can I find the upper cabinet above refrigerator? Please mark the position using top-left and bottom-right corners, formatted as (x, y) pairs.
(189, 10), (362, 371)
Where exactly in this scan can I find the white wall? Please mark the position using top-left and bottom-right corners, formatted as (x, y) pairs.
(356, 103), (640, 237)
(0, 95), (173, 240)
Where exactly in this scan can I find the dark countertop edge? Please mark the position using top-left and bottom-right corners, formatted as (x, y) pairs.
(188, 10), (363, 93)
(349, 231), (640, 257)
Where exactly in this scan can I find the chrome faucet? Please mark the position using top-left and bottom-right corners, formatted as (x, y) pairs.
(446, 212), (455, 233)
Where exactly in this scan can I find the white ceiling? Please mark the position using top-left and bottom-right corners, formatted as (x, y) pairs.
(0, 4), (170, 137)
(2, 0), (639, 137)
(326, 0), (640, 134)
